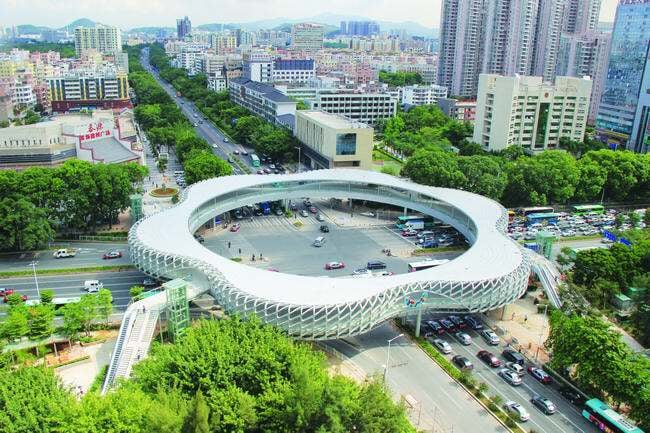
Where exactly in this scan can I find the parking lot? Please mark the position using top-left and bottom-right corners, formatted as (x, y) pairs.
(410, 312), (597, 433)
(508, 208), (646, 241)
(201, 203), (463, 277)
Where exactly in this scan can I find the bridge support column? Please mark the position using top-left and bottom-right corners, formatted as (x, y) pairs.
(414, 307), (422, 337)
(403, 207), (408, 216)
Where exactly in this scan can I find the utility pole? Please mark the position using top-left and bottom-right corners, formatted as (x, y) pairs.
(29, 261), (40, 298)
(383, 333), (404, 382)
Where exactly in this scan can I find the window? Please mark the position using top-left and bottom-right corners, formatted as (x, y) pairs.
(336, 133), (357, 156)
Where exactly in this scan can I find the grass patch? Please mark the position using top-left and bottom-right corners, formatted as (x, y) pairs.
(0, 265), (135, 278)
(373, 147), (404, 164)
(230, 257), (242, 262)
(232, 157), (252, 174)
(371, 149), (403, 174)
(52, 355), (91, 369)
(89, 365), (109, 393)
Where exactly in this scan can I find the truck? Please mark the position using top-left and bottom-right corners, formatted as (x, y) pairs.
(53, 248), (77, 259)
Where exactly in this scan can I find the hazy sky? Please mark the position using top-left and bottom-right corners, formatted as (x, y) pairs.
(2, 0), (620, 29)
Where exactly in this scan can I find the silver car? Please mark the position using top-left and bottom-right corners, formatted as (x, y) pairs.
(480, 329), (500, 345)
(454, 332), (472, 345)
(430, 338), (452, 354)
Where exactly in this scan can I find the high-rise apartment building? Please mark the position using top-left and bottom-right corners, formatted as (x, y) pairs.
(47, 68), (130, 112)
(74, 25), (122, 56)
(473, 74), (592, 151)
(438, 0), (486, 97)
(339, 21), (380, 36)
(439, 0), (566, 96)
(596, 0), (650, 142)
(290, 23), (324, 51)
(176, 16), (192, 39)
(630, 47), (650, 152)
(209, 34), (237, 54)
(562, 0), (601, 34)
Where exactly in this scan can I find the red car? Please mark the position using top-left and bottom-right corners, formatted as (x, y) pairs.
(309, 206), (318, 214)
(402, 229), (418, 237)
(528, 366), (552, 384)
(477, 350), (502, 368)
(325, 261), (345, 270)
(2, 290), (27, 303)
(230, 223), (241, 232)
(103, 250), (123, 259)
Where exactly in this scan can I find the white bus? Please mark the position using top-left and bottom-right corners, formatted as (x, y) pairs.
(407, 259), (450, 272)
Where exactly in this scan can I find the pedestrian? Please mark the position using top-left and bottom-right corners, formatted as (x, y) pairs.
(228, 241), (231, 249)
(142, 305), (146, 313)
(252, 254), (255, 261)
(260, 252), (263, 259)
(238, 248), (242, 255)
(524, 315), (528, 323)
(511, 312), (516, 320)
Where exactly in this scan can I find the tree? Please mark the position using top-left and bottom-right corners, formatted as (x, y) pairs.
(22, 109), (40, 125)
(644, 210), (650, 227)
(184, 150), (232, 185)
(27, 304), (55, 340)
(0, 196), (54, 250)
(1, 309), (29, 341)
(457, 155), (508, 200)
(183, 389), (210, 433)
(40, 289), (54, 305)
(0, 120), (9, 128)
(232, 115), (265, 144)
(629, 211), (641, 228)
(130, 285), (145, 301)
(615, 213), (625, 229)
(96, 288), (114, 324)
(401, 149), (465, 189)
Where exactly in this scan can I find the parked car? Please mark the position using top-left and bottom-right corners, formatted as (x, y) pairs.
(320, 225), (330, 233)
(325, 261), (345, 270)
(430, 338), (452, 354)
(434, 319), (452, 333)
(530, 395), (556, 415)
(558, 387), (586, 406)
(452, 355), (473, 370)
(502, 349), (525, 366)
(402, 229), (418, 237)
(103, 250), (122, 259)
(464, 315), (484, 330)
(316, 214), (325, 222)
(274, 208), (283, 216)
(352, 268), (372, 276)
(454, 332), (472, 345)
(448, 315), (467, 329)
(528, 366), (552, 384)
(505, 362), (525, 376)
(426, 320), (444, 335)
(480, 329), (500, 345)
(477, 350), (502, 367)
(194, 234), (205, 243)
(503, 401), (530, 422)
(308, 206), (318, 213)
(300, 209), (309, 217)
(366, 260), (387, 270)
(230, 223), (241, 232)
(498, 368), (523, 386)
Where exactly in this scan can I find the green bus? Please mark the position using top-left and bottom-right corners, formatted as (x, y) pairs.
(250, 154), (261, 167)
(572, 204), (605, 216)
(582, 398), (644, 433)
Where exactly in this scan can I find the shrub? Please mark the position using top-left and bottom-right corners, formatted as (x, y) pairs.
(505, 416), (518, 428)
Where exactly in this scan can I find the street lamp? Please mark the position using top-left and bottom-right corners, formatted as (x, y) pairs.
(294, 145), (301, 173)
(28, 261), (40, 298)
(383, 333), (404, 382)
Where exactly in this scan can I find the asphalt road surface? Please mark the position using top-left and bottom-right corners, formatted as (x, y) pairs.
(416, 312), (596, 433)
(326, 322), (508, 433)
(0, 242), (130, 272)
(0, 269), (147, 314)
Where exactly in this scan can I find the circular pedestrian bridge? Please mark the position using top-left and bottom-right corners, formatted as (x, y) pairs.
(129, 169), (530, 340)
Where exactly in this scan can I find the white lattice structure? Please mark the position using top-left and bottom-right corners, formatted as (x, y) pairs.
(130, 169), (530, 340)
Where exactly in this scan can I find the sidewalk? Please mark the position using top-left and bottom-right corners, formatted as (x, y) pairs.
(485, 290), (551, 363)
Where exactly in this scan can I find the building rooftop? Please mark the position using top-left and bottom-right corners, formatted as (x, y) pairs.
(81, 136), (139, 164)
(298, 110), (371, 129)
(230, 77), (295, 103)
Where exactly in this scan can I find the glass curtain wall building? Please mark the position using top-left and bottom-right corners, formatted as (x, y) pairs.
(596, 0), (650, 144)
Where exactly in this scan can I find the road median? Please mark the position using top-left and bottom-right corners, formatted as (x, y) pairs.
(0, 265), (136, 278)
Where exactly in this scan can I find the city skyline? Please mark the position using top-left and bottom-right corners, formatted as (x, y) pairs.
(2, 0), (619, 30)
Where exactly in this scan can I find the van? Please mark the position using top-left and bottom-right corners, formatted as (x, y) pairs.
(84, 280), (103, 293)
(367, 260), (387, 270)
(313, 236), (326, 247)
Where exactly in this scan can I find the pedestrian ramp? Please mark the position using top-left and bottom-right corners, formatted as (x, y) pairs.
(526, 250), (563, 309)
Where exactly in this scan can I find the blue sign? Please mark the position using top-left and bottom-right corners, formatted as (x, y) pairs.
(620, 238), (632, 247)
(603, 231), (618, 242)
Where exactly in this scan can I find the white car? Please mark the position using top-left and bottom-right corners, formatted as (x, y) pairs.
(454, 332), (472, 345)
(503, 401), (530, 422)
(431, 338), (452, 354)
(505, 361), (525, 376)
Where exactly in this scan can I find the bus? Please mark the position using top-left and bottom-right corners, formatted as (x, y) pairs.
(572, 204), (605, 216)
(408, 259), (450, 272)
(395, 215), (434, 230)
(521, 206), (554, 216)
(582, 399), (644, 433)
(250, 154), (261, 167)
(526, 212), (562, 226)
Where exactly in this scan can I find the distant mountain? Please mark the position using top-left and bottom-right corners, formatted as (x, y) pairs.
(16, 24), (51, 35)
(234, 13), (436, 37)
(58, 18), (97, 31)
(128, 26), (175, 35)
(196, 23), (240, 32)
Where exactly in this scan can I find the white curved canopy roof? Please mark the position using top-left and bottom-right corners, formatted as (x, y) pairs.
(134, 169), (524, 306)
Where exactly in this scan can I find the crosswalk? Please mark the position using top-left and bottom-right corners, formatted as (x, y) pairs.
(234, 214), (323, 230)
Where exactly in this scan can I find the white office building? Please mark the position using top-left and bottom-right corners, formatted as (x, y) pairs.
(401, 84), (448, 106)
(310, 91), (397, 125)
(228, 77), (297, 126)
(473, 74), (592, 152)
